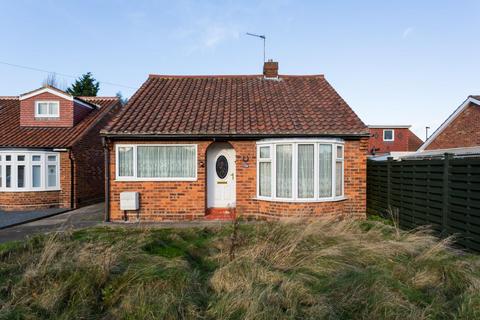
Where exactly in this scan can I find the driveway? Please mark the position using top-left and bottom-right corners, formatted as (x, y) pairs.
(0, 208), (68, 229)
(0, 203), (104, 243)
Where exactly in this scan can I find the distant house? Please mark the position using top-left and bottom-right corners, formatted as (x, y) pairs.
(368, 125), (423, 156)
(101, 61), (369, 222)
(0, 86), (120, 210)
(418, 96), (480, 152)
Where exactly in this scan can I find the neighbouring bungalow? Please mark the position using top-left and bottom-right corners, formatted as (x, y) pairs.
(418, 95), (480, 152)
(101, 61), (369, 221)
(0, 86), (121, 210)
(368, 125), (423, 156)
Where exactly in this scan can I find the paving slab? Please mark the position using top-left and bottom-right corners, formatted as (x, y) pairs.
(0, 208), (68, 229)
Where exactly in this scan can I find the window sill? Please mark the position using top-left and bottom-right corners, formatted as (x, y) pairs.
(254, 196), (347, 203)
(115, 178), (198, 182)
(0, 188), (61, 193)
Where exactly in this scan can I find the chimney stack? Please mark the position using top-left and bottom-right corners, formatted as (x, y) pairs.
(263, 60), (278, 78)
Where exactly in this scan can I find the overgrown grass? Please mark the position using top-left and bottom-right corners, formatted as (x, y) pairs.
(0, 219), (479, 319)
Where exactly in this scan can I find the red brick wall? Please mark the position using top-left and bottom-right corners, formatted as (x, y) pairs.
(368, 128), (421, 154)
(72, 102), (121, 207)
(20, 92), (74, 127)
(108, 138), (368, 221)
(0, 152), (72, 210)
(426, 103), (480, 150)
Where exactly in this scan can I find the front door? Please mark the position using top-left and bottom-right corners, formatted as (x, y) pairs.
(207, 143), (236, 208)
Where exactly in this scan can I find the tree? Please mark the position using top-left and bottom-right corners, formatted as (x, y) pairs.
(42, 73), (59, 87)
(66, 72), (100, 96)
(116, 91), (129, 106)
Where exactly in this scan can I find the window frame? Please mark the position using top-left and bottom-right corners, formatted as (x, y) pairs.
(256, 138), (346, 202)
(115, 144), (198, 182)
(35, 101), (60, 118)
(0, 151), (60, 192)
(383, 129), (394, 142)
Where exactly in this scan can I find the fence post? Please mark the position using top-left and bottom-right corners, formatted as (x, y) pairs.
(387, 156), (393, 210)
(442, 153), (453, 235)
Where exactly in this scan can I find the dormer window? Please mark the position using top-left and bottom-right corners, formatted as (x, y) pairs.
(35, 101), (60, 118)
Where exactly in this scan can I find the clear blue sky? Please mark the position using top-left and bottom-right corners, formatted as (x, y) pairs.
(1, 0), (479, 138)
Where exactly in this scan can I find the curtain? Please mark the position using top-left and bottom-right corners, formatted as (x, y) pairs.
(137, 146), (195, 178)
(336, 161), (343, 196)
(118, 147), (134, 177)
(276, 144), (292, 198)
(298, 144), (314, 198)
(47, 165), (56, 187)
(319, 144), (332, 197)
(32, 165), (41, 188)
(259, 162), (271, 196)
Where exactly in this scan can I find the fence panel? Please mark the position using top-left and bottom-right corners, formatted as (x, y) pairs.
(367, 156), (480, 251)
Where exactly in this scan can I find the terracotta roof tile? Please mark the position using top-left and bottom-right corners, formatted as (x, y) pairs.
(103, 74), (368, 137)
(0, 96), (120, 148)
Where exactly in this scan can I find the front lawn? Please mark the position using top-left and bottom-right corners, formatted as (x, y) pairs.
(0, 219), (479, 319)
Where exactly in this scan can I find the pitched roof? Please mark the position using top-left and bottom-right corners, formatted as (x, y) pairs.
(407, 130), (423, 151)
(0, 96), (120, 148)
(102, 74), (368, 138)
(418, 95), (480, 151)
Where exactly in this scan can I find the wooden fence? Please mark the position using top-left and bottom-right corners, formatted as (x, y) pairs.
(367, 155), (480, 251)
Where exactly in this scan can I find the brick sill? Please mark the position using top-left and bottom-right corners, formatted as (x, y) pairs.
(253, 196), (347, 203)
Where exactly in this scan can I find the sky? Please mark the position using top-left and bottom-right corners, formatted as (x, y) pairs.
(1, 0), (479, 139)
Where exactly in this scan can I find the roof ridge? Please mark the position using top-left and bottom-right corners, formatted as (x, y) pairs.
(0, 96), (19, 99)
(148, 74), (325, 79)
(78, 96), (119, 100)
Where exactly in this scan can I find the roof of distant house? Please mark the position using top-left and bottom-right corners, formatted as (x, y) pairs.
(0, 96), (120, 148)
(102, 74), (368, 138)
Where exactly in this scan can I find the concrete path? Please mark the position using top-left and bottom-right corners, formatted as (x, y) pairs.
(0, 203), (104, 243)
(0, 208), (68, 229)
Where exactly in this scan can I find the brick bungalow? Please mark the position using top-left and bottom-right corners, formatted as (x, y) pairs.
(418, 95), (480, 151)
(0, 86), (120, 210)
(368, 125), (423, 156)
(101, 62), (369, 221)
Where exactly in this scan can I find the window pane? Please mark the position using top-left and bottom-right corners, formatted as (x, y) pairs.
(118, 147), (134, 177)
(337, 145), (343, 159)
(17, 155), (25, 161)
(48, 165), (57, 187)
(276, 145), (292, 198)
(137, 146), (196, 178)
(47, 155), (57, 162)
(319, 144), (332, 197)
(49, 102), (59, 115)
(0, 165), (2, 187)
(6, 165), (11, 188)
(336, 161), (343, 196)
(17, 165), (25, 188)
(259, 162), (271, 197)
(298, 144), (314, 198)
(32, 155), (41, 161)
(259, 146), (270, 159)
(6, 155), (11, 161)
(32, 165), (41, 187)
(384, 130), (393, 140)
(37, 103), (48, 115)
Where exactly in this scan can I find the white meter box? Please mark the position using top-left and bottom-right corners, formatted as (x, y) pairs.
(120, 192), (139, 211)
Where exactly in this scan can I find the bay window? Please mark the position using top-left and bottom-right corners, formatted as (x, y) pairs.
(116, 144), (197, 181)
(257, 139), (345, 201)
(0, 151), (60, 191)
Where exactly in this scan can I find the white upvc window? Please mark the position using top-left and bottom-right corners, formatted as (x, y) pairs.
(256, 138), (345, 202)
(35, 101), (60, 118)
(0, 151), (60, 192)
(383, 129), (394, 141)
(116, 144), (198, 181)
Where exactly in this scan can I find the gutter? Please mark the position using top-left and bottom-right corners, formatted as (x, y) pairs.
(103, 137), (111, 222)
(100, 132), (371, 140)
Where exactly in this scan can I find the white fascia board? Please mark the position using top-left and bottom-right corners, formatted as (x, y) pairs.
(73, 99), (95, 109)
(19, 87), (73, 101)
(418, 96), (480, 151)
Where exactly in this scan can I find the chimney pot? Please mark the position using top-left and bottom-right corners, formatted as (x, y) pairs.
(263, 60), (278, 78)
